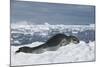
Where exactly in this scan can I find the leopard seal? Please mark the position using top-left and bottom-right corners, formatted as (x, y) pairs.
(15, 33), (79, 54)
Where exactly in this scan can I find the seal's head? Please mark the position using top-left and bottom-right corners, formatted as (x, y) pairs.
(68, 35), (80, 44)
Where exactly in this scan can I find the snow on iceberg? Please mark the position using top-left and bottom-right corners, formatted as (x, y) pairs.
(11, 41), (95, 66)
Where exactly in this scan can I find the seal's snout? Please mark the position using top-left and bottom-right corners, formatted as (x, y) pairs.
(75, 41), (79, 44)
(69, 36), (80, 44)
(73, 39), (80, 44)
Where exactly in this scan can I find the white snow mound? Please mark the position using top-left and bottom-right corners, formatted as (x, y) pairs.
(11, 41), (95, 66)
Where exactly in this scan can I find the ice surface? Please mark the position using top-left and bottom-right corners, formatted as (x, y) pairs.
(11, 41), (95, 66)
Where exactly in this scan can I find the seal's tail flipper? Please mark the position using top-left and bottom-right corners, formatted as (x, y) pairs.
(15, 49), (21, 54)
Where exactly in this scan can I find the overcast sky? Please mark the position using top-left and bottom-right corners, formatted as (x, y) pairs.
(11, 0), (95, 25)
